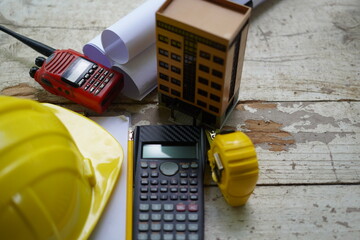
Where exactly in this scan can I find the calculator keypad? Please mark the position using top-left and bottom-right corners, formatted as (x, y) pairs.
(134, 160), (202, 240)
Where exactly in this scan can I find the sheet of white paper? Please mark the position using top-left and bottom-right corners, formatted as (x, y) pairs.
(82, 34), (113, 68)
(88, 115), (129, 240)
(113, 44), (157, 100)
(101, 0), (166, 64)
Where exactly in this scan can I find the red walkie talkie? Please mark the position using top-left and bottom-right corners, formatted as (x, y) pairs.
(0, 25), (123, 113)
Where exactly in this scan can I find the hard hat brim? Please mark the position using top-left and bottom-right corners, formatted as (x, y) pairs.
(43, 103), (123, 240)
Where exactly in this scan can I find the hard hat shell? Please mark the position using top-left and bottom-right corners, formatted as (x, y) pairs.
(0, 96), (123, 240)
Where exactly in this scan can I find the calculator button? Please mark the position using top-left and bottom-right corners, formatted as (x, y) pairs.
(170, 179), (178, 185)
(141, 172), (149, 178)
(109, 72), (114, 78)
(151, 204), (162, 211)
(190, 179), (198, 185)
(190, 195), (198, 201)
(84, 73), (90, 79)
(99, 75), (104, 81)
(150, 195), (158, 200)
(175, 214), (186, 222)
(98, 68), (104, 73)
(170, 188), (178, 193)
(170, 195), (178, 200)
(94, 89), (100, 95)
(190, 173), (197, 178)
(163, 234), (174, 240)
(88, 69), (94, 74)
(191, 163), (199, 168)
(138, 233), (148, 240)
(78, 78), (85, 86)
(189, 223), (199, 231)
(104, 78), (110, 83)
(150, 233), (161, 240)
(92, 64), (98, 70)
(189, 234), (199, 240)
(164, 223), (174, 231)
(180, 188), (187, 193)
(188, 213), (199, 222)
(164, 204), (174, 211)
(164, 213), (174, 221)
(190, 188), (198, 193)
(188, 203), (198, 212)
(176, 224), (186, 231)
(175, 233), (186, 240)
(150, 187), (158, 193)
(103, 70), (109, 76)
(160, 162), (179, 176)
(151, 172), (159, 178)
(160, 195), (168, 200)
(141, 180), (149, 185)
(160, 187), (168, 193)
(94, 73), (99, 79)
(151, 223), (161, 231)
(151, 180), (159, 185)
(149, 163), (157, 169)
(180, 195), (188, 200)
(139, 223), (149, 231)
(140, 187), (148, 193)
(99, 83), (105, 89)
(139, 204), (150, 211)
(139, 213), (150, 221)
(161, 180), (168, 185)
(140, 195), (148, 201)
(181, 164), (189, 169)
(151, 214), (161, 221)
(180, 179), (188, 185)
(180, 172), (188, 178)
(141, 162), (148, 168)
(176, 203), (186, 212)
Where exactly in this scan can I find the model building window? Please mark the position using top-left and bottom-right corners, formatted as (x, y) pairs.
(198, 77), (209, 85)
(200, 51), (210, 60)
(211, 82), (221, 90)
(171, 39), (181, 49)
(171, 89), (180, 97)
(213, 56), (224, 65)
(171, 66), (181, 74)
(197, 89), (208, 97)
(199, 64), (209, 73)
(212, 69), (223, 78)
(159, 73), (169, 81)
(160, 84), (169, 92)
(210, 94), (220, 102)
(197, 100), (207, 108)
(158, 48), (169, 57)
(209, 105), (219, 113)
(158, 34), (169, 44)
(171, 53), (181, 62)
(171, 77), (181, 86)
(159, 61), (169, 69)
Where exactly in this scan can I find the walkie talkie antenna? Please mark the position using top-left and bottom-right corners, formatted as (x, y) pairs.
(0, 25), (55, 57)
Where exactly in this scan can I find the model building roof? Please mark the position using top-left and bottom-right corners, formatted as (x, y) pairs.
(159, 0), (250, 40)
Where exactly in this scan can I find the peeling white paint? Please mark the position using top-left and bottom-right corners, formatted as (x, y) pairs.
(244, 105), (258, 113)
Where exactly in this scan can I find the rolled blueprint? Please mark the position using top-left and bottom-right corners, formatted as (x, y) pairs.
(101, 0), (166, 64)
(82, 34), (113, 68)
(112, 44), (157, 100)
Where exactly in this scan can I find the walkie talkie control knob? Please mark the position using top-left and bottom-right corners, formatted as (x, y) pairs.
(29, 66), (39, 78)
(35, 56), (46, 67)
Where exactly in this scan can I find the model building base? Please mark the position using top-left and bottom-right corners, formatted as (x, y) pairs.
(159, 90), (239, 129)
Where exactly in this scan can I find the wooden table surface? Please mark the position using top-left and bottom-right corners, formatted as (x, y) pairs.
(1, 0), (359, 239)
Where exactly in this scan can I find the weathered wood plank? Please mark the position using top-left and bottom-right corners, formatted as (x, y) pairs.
(204, 185), (360, 240)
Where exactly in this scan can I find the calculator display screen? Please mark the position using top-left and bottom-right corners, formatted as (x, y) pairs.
(142, 144), (196, 159)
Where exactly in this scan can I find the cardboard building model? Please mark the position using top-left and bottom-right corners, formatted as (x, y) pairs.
(156, 0), (251, 128)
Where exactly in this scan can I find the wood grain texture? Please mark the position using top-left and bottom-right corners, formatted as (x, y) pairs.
(0, 0), (359, 239)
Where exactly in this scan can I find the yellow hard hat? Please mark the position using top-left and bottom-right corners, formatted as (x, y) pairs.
(0, 96), (123, 240)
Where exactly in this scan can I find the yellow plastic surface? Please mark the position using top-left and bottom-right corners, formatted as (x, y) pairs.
(207, 131), (259, 206)
(0, 96), (123, 240)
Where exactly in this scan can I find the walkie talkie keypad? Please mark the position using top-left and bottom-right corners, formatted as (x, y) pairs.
(82, 65), (114, 95)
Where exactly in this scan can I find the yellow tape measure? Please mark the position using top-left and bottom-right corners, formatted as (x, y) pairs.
(206, 130), (259, 207)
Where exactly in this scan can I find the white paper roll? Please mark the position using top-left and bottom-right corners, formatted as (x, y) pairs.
(112, 44), (157, 100)
(82, 34), (113, 68)
(101, 0), (166, 64)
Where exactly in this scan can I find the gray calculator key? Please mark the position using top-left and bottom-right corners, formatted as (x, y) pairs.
(139, 204), (150, 211)
(189, 234), (199, 240)
(151, 223), (161, 231)
(139, 223), (149, 231)
(164, 223), (174, 231)
(163, 234), (174, 240)
(164, 213), (174, 221)
(151, 213), (162, 221)
(160, 162), (179, 176)
(139, 213), (150, 221)
(188, 213), (199, 221)
(189, 223), (199, 231)
(150, 233), (161, 240)
(176, 223), (186, 231)
(175, 214), (186, 221)
(164, 204), (174, 211)
(151, 204), (162, 211)
(138, 233), (148, 240)
(175, 233), (186, 240)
